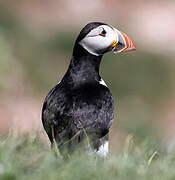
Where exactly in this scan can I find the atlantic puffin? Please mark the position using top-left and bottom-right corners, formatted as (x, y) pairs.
(42, 22), (136, 157)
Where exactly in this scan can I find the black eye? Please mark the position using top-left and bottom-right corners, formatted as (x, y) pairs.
(99, 29), (106, 37)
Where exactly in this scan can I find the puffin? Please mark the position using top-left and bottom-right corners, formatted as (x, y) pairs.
(42, 22), (136, 158)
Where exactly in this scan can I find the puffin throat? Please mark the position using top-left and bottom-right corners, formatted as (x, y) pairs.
(63, 44), (103, 87)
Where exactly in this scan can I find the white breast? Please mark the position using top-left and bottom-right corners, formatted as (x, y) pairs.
(99, 79), (107, 87)
(95, 141), (109, 157)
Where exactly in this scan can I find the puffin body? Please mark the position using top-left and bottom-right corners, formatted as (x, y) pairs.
(42, 22), (135, 157)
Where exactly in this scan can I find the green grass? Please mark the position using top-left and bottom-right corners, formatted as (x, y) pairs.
(0, 132), (175, 180)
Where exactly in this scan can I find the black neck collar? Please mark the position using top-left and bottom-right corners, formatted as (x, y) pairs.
(62, 44), (103, 87)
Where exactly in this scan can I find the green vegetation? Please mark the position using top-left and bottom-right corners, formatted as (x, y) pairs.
(0, 4), (175, 180)
(0, 133), (175, 180)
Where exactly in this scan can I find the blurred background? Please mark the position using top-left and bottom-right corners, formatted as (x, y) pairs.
(0, 0), (175, 152)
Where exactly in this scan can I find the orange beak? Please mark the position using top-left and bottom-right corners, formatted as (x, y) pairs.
(120, 31), (136, 52)
(112, 29), (136, 53)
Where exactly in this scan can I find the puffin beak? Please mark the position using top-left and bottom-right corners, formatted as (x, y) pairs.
(111, 29), (136, 53)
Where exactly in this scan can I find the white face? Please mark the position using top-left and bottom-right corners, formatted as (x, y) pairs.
(79, 25), (118, 56)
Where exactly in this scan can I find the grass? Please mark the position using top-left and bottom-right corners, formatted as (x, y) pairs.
(0, 132), (175, 180)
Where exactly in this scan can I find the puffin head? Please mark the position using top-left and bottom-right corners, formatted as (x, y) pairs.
(75, 22), (136, 56)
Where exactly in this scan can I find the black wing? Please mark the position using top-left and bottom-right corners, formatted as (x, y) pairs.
(42, 83), (72, 146)
(42, 82), (114, 152)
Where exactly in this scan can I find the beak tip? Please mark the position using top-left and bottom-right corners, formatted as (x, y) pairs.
(132, 42), (136, 50)
(133, 45), (136, 51)
(133, 46), (136, 51)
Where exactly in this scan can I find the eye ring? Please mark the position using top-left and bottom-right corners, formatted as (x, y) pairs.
(99, 28), (106, 37)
